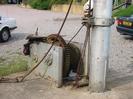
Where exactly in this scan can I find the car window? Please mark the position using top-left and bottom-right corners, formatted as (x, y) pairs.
(0, 16), (1, 20)
(130, 15), (133, 17)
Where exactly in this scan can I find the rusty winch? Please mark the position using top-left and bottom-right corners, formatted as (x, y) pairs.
(23, 34), (83, 79)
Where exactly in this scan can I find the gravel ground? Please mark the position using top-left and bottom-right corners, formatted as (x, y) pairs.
(0, 5), (133, 99)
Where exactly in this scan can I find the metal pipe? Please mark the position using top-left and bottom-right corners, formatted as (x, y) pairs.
(89, 0), (113, 92)
(84, 25), (91, 78)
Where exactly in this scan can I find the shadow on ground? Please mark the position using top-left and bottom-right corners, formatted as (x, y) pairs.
(107, 63), (133, 89)
(0, 33), (28, 46)
(124, 36), (133, 40)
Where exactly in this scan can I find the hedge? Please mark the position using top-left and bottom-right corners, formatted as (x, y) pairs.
(27, 0), (70, 10)
(113, 5), (133, 17)
(0, 0), (7, 4)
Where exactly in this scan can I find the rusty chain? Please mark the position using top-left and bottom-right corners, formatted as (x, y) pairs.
(0, 0), (74, 83)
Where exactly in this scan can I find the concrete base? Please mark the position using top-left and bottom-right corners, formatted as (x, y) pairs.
(29, 43), (63, 88)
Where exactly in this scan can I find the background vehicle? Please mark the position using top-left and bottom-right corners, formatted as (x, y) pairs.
(0, 16), (17, 42)
(8, 0), (17, 4)
(116, 15), (133, 36)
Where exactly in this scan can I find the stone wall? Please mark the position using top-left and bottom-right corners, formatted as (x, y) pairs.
(51, 4), (83, 15)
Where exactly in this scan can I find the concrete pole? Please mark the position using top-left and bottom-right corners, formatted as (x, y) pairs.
(89, 0), (113, 92)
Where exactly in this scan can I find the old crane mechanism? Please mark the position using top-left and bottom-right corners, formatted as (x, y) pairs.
(0, 0), (114, 92)
(23, 0), (89, 88)
(0, 0), (86, 86)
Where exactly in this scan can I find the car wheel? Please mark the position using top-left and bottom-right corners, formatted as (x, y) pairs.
(0, 28), (10, 42)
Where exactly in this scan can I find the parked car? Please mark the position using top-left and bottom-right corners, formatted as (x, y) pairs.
(0, 16), (17, 42)
(8, 0), (17, 4)
(116, 15), (133, 36)
(7, 0), (22, 4)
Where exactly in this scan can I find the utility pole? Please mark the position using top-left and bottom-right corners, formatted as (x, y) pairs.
(88, 0), (113, 92)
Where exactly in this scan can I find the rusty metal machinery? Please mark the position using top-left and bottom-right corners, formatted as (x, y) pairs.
(47, 34), (66, 47)
(24, 34), (82, 79)
(0, 0), (84, 84)
(47, 34), (70, 78)
(47, 34), (83, 78)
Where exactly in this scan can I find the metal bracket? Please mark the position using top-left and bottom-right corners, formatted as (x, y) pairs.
(82, 17), (114, 27)
(89, 17), (114, 26)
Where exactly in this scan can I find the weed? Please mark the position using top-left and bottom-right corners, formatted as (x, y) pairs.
(0, 55), (28, 77)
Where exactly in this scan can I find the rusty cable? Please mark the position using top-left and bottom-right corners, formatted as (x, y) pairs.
(19, 0), (126, 85)
(67, 24), (85, 44)
(57, 0), (73, 36)
(74, 0), (92, 87)
(19, 44), (54, 82)
(0, 0), (73, 83)
(20, 0), (73, 82)
(74, 25), (90, 87)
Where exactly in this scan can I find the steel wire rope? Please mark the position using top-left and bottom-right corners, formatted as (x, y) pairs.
(74, 0), (92, 87)
(19, 0), (74, 82)
(67, 24), (85, 44)
(74, 26), (90, 87)
(0, 0), (74, 83)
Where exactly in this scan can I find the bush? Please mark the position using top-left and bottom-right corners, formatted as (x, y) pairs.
(54, 0), (69, 4)
(27, 0), (70, 10)
(0, 0), (7, 4)
(113, 5), (133, 17)
(28, 0), (56, 10)
(22, 0), (28, 5)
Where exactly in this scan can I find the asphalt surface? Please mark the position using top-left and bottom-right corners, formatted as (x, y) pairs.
(0, 5), (133, 99)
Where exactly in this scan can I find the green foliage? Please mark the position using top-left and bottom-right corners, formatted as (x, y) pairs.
(54, 0), (70, 4)
(0, 0), (7, 4)
(118, 0), (125, 4)
(22, 0), (28, 5)
(27, 0), (71, 10)
(28, 0), (51, 10)
(113, 5), (133, 17)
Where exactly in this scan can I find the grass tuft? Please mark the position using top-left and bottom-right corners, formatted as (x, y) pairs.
(0, 55), (28, 77)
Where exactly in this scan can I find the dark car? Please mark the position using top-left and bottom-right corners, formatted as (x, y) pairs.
(8, 0), (17, 4)
(116, 15), (133, 36)
(8, 0), (22, 4)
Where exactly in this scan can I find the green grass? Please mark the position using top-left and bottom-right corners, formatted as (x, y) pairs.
(0, 57), (6, 63)
(113, 5), (133, 17)
(0, 56), (28, 77)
